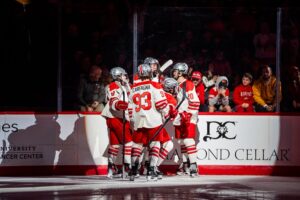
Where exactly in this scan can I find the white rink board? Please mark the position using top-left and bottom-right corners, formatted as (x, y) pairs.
(0, 113), (299, 167)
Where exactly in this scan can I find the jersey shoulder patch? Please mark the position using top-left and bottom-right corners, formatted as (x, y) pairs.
(109, 82), (119, 91)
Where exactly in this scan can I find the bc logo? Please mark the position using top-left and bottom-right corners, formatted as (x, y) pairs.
(203, 121), (237, 141)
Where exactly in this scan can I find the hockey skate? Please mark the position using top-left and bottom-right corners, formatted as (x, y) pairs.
(189, 163), (198, 177)
(176, 162), (190, 176)
(121, 163), (131, 179)
(155, 166), (163, 180)
(129, 164), (138, 181)
(147, 166), (158, 181)
(107, 162), (118, 179)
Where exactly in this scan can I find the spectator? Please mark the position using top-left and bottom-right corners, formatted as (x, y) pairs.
(252, 65), (282, 112)
(208, 50), (232, 78)
(208, 76), (232, 112)
(253, 22), (276, 65)
(287, 66), (300, 111)
(191, 71), (206, 111)
(233, 73), (254, 112)
(202, 69), (218, 92)
(77, 65), (106, 112)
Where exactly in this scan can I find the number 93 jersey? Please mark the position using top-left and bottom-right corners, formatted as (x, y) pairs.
(129, 80), (169, 130)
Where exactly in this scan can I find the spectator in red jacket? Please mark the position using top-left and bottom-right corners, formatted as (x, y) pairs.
(191, 71), (206, 111)
(233, 73), (254, 112)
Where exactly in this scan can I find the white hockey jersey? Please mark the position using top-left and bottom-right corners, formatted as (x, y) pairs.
(128, 80), (169, 130)
(173, 79), (200, 125)
(101, 81), (130, 121)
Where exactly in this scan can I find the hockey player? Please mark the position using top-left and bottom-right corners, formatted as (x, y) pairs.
(150, 77), (179, 179)
(208, 76), (232, 112)
(133, 57), (161, 83)
(171, 63), (200, 177)
(133, 57), (162, 177)
(128, 63), (170, 181)
(101, 67), (133, 178)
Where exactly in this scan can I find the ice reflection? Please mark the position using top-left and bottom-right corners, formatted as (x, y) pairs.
(94, 185), (277, 200)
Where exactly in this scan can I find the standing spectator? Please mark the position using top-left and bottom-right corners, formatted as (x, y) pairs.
(77, 65), (106, 112)
(191, 71), (206, 111)
(252, 65), (282, 112)
(208, 76), (232, 112)
(233, 73), (254, 112)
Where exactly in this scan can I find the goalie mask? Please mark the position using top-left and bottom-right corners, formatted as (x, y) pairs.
(137, 63), (152, 79)
(163, 77), (179, 95)
(110, 67), (127, 82)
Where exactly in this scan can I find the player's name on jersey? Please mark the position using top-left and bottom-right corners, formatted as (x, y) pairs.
(132, 85), (150, 92)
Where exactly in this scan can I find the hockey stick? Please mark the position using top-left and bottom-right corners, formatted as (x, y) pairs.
(121, 90), (126, 180)
(115, 81), (128, 180)
(160, 59), (173, 73)
(148, 81), (186, 145)
(157, 59), (173, 83)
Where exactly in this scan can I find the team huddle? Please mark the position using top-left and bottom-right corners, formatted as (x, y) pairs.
(101, 57), (200, 181)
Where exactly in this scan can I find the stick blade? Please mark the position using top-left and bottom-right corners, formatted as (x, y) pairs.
(160, 59), (173, 72)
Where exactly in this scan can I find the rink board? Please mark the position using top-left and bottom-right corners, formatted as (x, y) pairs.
(0, 112), (299, 176)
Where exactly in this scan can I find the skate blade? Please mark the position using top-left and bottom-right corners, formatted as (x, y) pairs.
(147, 176), (158, 181)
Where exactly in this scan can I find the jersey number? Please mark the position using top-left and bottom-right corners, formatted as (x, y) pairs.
(132, 92), (152, 112)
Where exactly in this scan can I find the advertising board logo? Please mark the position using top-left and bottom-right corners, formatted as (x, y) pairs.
(203, 121), (236, 141)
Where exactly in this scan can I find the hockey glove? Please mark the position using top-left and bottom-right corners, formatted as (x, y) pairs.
(115, 100), (128, 110)
(169, 105), (178, 120)
(180, 111), (192, 125)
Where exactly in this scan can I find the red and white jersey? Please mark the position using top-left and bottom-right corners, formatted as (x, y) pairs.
(208, 86), (230, 105)
(101, 81), (130, 120)
(165, 92), (177, 110)
(129, 80), (169, 130)
(173, 80), (200, 125)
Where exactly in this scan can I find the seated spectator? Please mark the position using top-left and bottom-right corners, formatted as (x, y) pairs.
(233, 73), (254, 112)
(191, 71), (206, 111)
(77, 65), (106, 112)
(287, 66), (300, 111)
(252, 65), (281, 112)
(208, 76), (232, 112)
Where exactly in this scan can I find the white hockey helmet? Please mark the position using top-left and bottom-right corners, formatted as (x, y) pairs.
(110, 67), (127, 81)
(163, 77), (178, 93)
(172, 62), (189, 75)
(137, 64), (152, 79)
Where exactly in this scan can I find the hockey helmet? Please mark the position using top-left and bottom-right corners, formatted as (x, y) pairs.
(163, 77), (178, 93)
(137, 63), (152, 78)
(172, 62), (189, 75)
(144, 57), (159, 65)
(110, 67), (127, 81)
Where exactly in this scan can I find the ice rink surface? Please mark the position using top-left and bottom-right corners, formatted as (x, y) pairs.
(0, 175), (300, 199)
